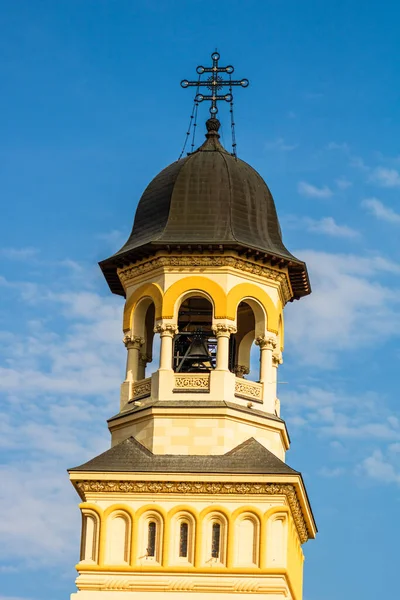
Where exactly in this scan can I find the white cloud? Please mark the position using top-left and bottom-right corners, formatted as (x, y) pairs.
(359, 450), (400, 484)
(335, 178), (352, 190)
(265, 137), (298, 151)
(370, 166), (400, 188)
(305, 217), (359, 239)
(0, 266), (126, 567)
(285, 250), (400, 367)
(362, 197), (400, 224)
(297, 181), (333, 199)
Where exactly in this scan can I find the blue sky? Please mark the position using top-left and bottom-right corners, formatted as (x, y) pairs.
(0, 1), (399, 598)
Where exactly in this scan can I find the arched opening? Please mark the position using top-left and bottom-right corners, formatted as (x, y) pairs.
(131, 298), (156, 380)
(233, 301), (256, 378)
(173, 296), (216, 372)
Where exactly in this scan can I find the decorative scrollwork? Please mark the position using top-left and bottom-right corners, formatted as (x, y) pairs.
(234, 379), (262, 402)
(174, 373), (210, 391)
(132, 378), (151, 399)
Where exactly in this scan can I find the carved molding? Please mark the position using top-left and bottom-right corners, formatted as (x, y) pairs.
(117, 256), (292, 304)
(234, 379), (262, 402)
(272, 351), (283, 367)
(75, 481), (309, 543)
(77, 574), (289, 593)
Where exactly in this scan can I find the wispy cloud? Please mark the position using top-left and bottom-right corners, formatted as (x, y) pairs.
(297, 181), (333, 199)
(0, 247), (39, 260)
(265, 137), (298, 151)
(318, 466), (346, 478)
(335, 178), (352, 190)
(370, 166), (400, 188)
(285, 249), (400, 367)
(305, 217), (359, 239)
(96, 229), (126, 249)
(327, 142), (350, 152)
(359, 449), (400, 484)
(362, 198), (400, 224)
(0, 265), (124, 566)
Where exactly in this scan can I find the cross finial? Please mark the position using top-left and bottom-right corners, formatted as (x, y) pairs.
(181, 51), (249, 119)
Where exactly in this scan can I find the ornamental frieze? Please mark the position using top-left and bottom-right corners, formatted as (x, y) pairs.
(74, 480), (309, 543)
(117, 256), (291, 303)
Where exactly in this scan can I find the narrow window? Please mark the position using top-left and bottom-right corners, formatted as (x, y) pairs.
(211, 522), (221, 558)
(147, 521), (156, 557)
(179, 522), (188, 557)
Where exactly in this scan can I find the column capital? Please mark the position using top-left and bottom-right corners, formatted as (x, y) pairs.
(234, 364), (250, 378)
(123, 334), (144, 349)
(212, 323), (237, 338)
(255, 335), (277, 350)
(272, 350), (283, 366)
(139, 353), (152, 364)
(154, 323), (178, 338)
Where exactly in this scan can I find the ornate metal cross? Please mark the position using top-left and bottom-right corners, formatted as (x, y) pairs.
(181, 51), (249, 118)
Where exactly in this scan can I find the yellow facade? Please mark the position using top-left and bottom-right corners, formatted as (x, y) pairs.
(69, 249), (316, 600)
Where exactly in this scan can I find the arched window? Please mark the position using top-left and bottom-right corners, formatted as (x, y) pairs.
(139, 512), (163, 564)
(179, 522), (189, 558)
(211, 522), (221, 558)
(147, 521), (156, 557)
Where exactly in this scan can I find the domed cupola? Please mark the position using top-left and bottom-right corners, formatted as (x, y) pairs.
(100, 118), (310, 300)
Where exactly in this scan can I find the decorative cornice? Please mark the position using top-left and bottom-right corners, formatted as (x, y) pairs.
(74, 480), (309, 543)
(117, 256), (292, 304)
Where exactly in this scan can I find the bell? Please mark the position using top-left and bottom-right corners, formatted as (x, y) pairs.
(175, 331), (213, 372)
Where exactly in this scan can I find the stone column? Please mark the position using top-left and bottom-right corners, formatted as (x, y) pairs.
(154, 324), (178, 371)
(123, 334), (144, 382)
(212, 324), (237, 371)
(272, 348), (283, 389)
(138, 353), (152, 380)
(255, 335), (277, 384)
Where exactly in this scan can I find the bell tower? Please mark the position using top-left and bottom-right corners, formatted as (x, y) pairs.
(69, 54), (316, 600)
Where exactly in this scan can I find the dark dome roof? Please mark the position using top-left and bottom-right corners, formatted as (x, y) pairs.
(100, 119), (310, 299)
